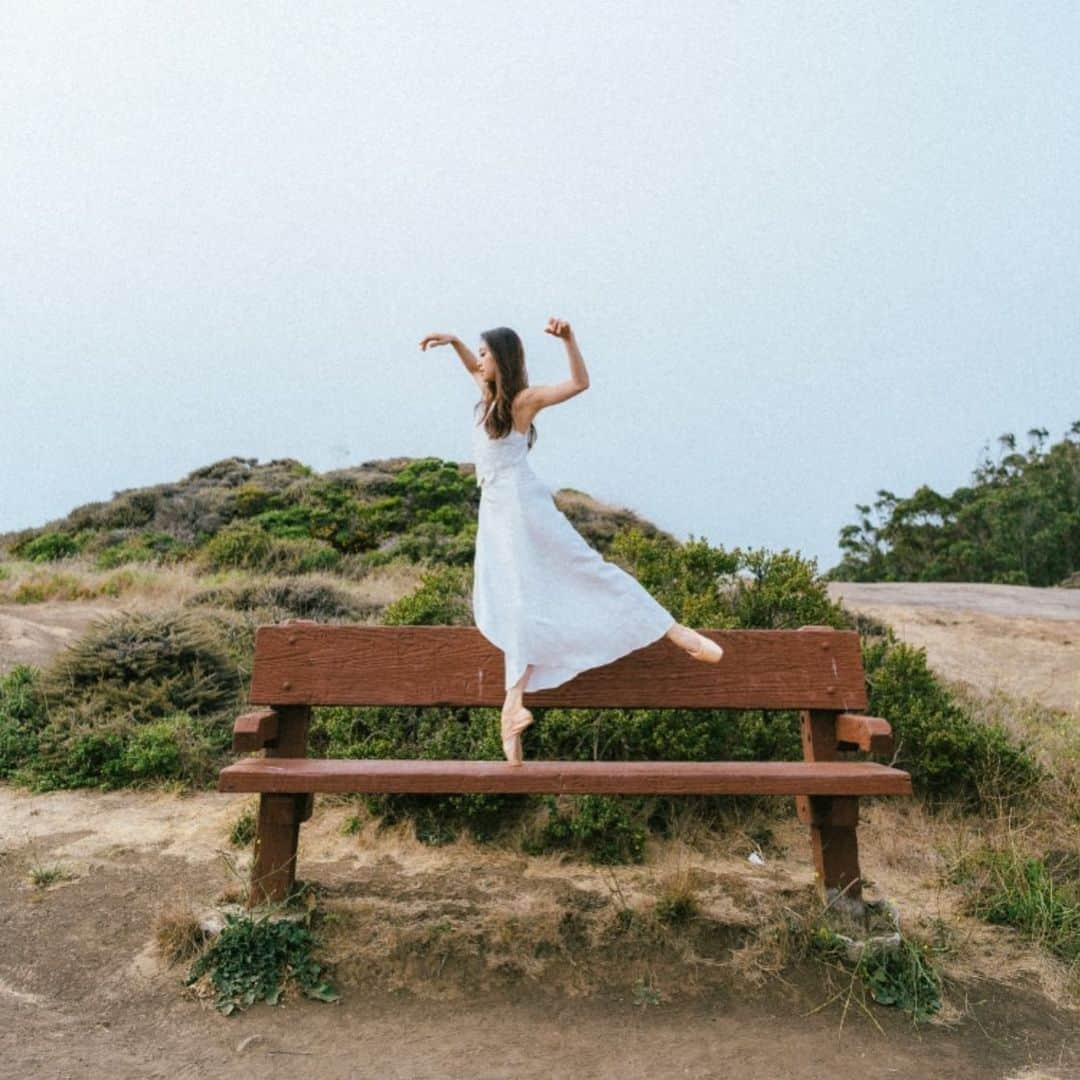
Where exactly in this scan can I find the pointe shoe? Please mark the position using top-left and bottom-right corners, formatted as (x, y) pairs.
(501, 706), (534, 766)
(685, 631), (724, 663)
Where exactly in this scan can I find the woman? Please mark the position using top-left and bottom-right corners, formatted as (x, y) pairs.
(419, 318), (723, 765)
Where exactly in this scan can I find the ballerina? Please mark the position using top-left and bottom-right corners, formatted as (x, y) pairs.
(419, 318), (723, 764)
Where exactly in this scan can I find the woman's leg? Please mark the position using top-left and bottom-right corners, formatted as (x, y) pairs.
(501, 663), (535, 764)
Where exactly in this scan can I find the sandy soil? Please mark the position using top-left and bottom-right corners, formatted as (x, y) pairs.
(2, 789), (1078, 1080)
(826, 583), (1080, 712)
(0, 598), (137, 676)
(1, 582), (1078, 1078)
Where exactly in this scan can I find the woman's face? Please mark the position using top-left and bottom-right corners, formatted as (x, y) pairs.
(478, 340), (497, 381)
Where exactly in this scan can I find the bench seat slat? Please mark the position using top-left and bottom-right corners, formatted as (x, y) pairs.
(218, 758), (912, 797)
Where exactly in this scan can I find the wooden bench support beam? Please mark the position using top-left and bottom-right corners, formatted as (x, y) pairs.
(250, 793), (309, 906)
(246, 704), (311, 908)
(799, 709), (864, 908)
(803, 795), (862, 908)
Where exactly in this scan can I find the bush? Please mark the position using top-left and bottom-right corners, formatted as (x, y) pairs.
(0, 666), (48, 777)
(94, 532), (190, 569)
(13, 531), (80, 562)
(185, 911), (339, 1014)
(185, 577), (371, 622)
(523, 793), (648, 864)
(2, 610), (245, 791)
(198, 522), (273, 572)
(862, 634), (1042, 810)
(383, 565), (473, 625)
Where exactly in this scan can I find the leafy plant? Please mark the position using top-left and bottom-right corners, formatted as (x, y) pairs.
(813, 927), (943, 1023)
(523, 793), (648, 865)
(185, 911), (339, 1015)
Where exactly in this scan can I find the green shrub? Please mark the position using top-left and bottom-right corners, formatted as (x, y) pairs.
(199, 522), (274, 572)
(523, 794), (648, 864)
(94, 532), (187, 569)
(185, 911), (339, 1014)
(14, 531), (80, 562)
(383, 565), (472, 625)
(863, 635), (1041, 809)
(0, 666), (49, 777)
(119, 713), (223, 785)
(2, 610), (245, 791)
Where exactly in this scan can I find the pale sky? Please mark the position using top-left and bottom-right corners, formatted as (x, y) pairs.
(3, 2), (1077, 572)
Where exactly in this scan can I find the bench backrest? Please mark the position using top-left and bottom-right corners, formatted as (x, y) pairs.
(248, 623), (868, 711)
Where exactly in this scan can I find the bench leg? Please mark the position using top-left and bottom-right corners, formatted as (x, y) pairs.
(249, 793), (313, 907)
(797, 794), (863, 911)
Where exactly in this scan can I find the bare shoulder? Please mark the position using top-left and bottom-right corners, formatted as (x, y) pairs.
(512, 388), (538, 425)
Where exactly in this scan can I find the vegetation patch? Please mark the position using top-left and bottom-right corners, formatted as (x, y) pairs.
(950, 845), (1080, 968)
(832, 422), (1080, 586)
(185, 909), (339, 1015)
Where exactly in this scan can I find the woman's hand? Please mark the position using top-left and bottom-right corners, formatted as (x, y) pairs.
(543, 317), (574, 341)
(419, 332), (459, 351)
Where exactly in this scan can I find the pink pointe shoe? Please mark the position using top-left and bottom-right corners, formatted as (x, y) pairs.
(686, 631), (724, 664)
(501, 706), (534, 766)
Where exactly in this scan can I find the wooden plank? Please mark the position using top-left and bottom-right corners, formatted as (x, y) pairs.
(218, 758), (913, 796)
(232, 708), (279, 752)
(835, 713), (894, 755)
(247, 625), (869, 711)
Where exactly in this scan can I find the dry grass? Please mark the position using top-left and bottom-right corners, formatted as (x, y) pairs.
(153, 899), (208, 965)
(0, 554), (427, 617)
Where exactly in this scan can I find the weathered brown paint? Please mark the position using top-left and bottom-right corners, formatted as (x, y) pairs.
(248, 626), (869, 711)
(220, 758), (912, 796)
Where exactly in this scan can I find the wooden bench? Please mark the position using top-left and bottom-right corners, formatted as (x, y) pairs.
(218, 621), (912, 912)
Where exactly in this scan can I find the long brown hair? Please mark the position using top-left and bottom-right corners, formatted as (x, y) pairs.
(474, 326), (537, 448)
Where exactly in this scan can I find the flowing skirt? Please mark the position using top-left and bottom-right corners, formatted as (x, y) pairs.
(472, 462), (676, 692)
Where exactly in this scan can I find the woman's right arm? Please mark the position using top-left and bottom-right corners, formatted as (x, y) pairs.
(449, 336), (481, 376)
(419, 332), (482, 383)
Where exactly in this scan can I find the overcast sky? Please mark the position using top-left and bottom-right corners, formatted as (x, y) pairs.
(3, 2), (1077, 572)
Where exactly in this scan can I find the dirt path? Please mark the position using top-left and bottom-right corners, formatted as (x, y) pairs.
(0, 597), (142, 677)
(827, 583), (1080, 712)
(2, 787), (1077, 1079)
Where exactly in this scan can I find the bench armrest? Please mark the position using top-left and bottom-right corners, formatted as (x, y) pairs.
(835, 713), (894, 756)
(233, 708), (280, 752)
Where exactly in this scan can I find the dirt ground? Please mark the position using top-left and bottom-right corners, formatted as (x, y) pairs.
(826, 582), (1080, 713)
(3, 788), (1078, 1080)
(1, 582), (1078, 1078)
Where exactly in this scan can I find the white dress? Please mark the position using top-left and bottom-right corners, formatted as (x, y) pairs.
(471, 403), (677, 692)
